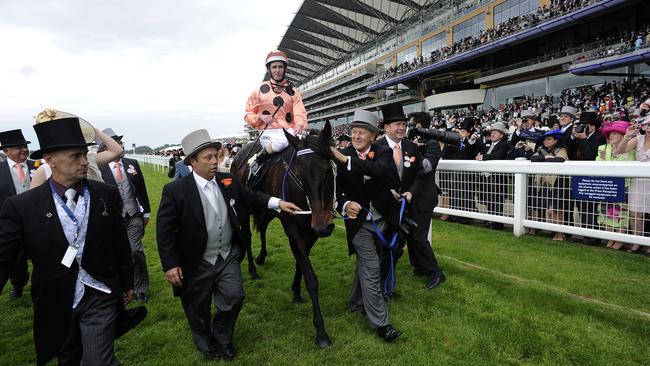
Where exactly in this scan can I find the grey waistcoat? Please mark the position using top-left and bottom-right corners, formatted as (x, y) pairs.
(198, 182), (233, 264)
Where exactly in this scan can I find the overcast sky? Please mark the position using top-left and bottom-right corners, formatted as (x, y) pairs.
(0, 0), (301, 149)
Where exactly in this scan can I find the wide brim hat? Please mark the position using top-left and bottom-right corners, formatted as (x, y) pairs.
(30, 117), (94, 159)
(520, 130), (544, 142)
(559, 106), (577, 119)
(601, 121), (630, 139)
(34, 108), (96, 144)
(543, 128), (564, 140)
(489, 122), (508, 135)
(0, 129), (31, 148)
(350, 109), (379, 134)
(182, 129), (222, 165)
(380, 102), (406, 127)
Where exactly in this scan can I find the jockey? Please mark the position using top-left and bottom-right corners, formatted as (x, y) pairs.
(245, 50), (308, 175)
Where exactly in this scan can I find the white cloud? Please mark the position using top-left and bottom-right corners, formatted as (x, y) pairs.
(0, 0), (300, 149)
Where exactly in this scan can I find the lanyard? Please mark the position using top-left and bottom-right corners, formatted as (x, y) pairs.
(49, 180), (89, 248)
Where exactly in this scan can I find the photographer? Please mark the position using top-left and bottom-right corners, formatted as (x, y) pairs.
(405, 112), (446, 290)
(573, 111), (606, 245)
(476, 122), (511, 230)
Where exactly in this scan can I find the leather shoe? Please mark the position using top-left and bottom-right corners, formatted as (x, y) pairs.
(217, 343), (237, 361)
(377, 324), (401, 342)
(582, 237), (600, 246)
(136, 293), (149, 303)
(201, 349), (220, 361)
(9, 286), (23, 299)
(426, 273), (446, 290)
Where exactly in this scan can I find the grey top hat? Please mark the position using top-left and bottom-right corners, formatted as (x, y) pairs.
(559, 106), (577, 119)
(97, 128), (123, 144)
(520, 110), (535, 120)
(182, 129), (222, 165)
(349, 110), (379, 134)
(490, 122), (508, 135)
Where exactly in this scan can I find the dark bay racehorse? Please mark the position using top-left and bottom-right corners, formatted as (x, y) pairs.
(231, 122), (335, 347)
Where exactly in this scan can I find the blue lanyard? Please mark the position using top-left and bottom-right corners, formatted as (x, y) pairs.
(49, 180), (89, 247)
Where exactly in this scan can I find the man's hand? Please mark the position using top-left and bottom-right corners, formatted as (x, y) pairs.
(345, 201), (362, 219)
(402, 191), (412, 203)
(258, 114), (272, 125)
(329, 147), (348, 164)
(123, 290), (134, 305)
(279, 201), (302, 214)
(143, 217), (149, 227)
(573, 130), (587, 140)
(475, 153), (483, 161)
(390, 189), (411, 202)
(165, 267), (183, 287)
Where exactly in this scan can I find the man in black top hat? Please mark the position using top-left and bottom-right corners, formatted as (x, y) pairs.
(0, 117), (145, 365)
(0, 129), (36, 299)
(375, 102), (429, 294)
(336, 134), (351, 150)
(572, 111), (606, 245)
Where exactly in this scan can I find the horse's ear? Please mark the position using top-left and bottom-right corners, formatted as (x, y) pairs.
(284, 128), (300, 147)
(321, 120), (332, 144)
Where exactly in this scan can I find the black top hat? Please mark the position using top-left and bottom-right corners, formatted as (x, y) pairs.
(0, 129), (31, 148)
(380, 102), (406, 127)
(336, 134), (351, 142)
(578, 111), (601, 128)
(30, 117), (93, 159)
(459, 117), (474, 132)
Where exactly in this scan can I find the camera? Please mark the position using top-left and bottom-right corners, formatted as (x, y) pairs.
(574, 124), (588, 134)
(408, 128), (461, 145)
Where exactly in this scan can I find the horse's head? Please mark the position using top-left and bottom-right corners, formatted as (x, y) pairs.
(284, 122), (335, 238)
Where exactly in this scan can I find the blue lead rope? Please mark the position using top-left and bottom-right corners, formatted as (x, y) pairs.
(339, 198), (407, 296)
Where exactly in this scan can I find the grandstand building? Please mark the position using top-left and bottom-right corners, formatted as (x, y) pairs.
(269, 0), (650, 129)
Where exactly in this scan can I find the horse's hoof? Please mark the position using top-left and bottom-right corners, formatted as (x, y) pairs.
(250, 272), (262, 280)
(255, 255), (266, 265)
(314, 335), (331, 348)
(292, 296), (306, 304)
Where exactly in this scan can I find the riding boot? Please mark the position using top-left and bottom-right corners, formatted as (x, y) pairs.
(248, 149), (271, 177)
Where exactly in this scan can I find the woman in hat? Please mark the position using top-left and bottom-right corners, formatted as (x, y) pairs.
(29, 109), (124, 187)
(244, 50), (308, 175)
(614, 112), (650, 254)
(596, 121), (635, 250)
(531, 129), (570, 241)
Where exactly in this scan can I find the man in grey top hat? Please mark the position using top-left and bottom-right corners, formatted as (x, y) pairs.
(157, 129), (301, 361)
(0, 129), (36, 299)
(98, 128), (151, 303)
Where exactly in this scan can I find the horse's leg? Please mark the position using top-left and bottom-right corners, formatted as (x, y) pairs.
(255, 217), (271, 265)
(291, 262), (305, 304)
(242, 211), (261, 280)
(288, 233), (331, 348)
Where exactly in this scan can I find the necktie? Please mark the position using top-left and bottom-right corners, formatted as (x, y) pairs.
(393, 144), (402, 167)
(358, 152), (366, 160)
(64, 189), (77, 212)
(14, 163), (25, 183)
(114, 161), (125, 183)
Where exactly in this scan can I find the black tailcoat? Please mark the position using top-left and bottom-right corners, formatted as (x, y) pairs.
(100, 158), (151, 215)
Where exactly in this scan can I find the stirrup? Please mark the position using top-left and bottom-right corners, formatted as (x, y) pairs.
(247, 153), (261, 178)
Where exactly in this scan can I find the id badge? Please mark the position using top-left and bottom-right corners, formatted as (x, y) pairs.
(61, 246), (78, 268)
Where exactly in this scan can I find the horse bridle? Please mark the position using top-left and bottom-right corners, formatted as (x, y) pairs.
(281, 147), (337, 216)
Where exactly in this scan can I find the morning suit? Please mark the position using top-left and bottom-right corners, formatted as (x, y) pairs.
(0, 179), (136, 365)
(156, 172), (272, 353)
(573, 130), (607, 237)
(100, 158), (151, 295)
(479, 139), (511, 225)
(335, 144), (400, 327)
(0, 158), (36, 292)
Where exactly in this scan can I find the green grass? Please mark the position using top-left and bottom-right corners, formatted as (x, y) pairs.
(1, 163), (650, 365)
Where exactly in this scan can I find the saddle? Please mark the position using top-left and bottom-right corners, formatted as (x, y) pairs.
(247, 149), (285, 189)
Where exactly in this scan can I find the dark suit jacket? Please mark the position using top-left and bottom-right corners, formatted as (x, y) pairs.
(458, 138), (481, 160)
(0, 179), (133, 365)
(99, 158), (151, 215)
(173, 160), (192, 180)
(480, 139), (511, 161)
(335, 144), (401, 256)
(412, 139), (441, 214)
(374, 137), (422, 196)
(156, 172), (271, 296)
(574, 130), (606, 161)
(559, 124), (576, 159)
(0, 159), (36, 207)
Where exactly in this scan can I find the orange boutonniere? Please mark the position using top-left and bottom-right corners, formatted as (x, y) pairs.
(367, 151), (375, 159)
(221, 178), (233, 187)
(33, 160), (41, 168)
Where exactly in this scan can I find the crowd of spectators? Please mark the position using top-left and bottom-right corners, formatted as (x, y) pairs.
(379, 0), (601, 82)
(574, 28), (650, 64)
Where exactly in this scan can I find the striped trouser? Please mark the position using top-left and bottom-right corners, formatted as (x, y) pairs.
(124, 215), (149, 294)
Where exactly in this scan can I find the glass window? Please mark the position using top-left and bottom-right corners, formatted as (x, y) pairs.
(548, 68), (626, 97)
(397, 46), (417, 65)
(453, 14), (486, 41)
(494, 78), (546, 105)
(422, 33), (447, 57)
(494, 0), (539, 25)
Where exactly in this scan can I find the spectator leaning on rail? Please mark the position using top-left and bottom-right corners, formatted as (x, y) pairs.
(476, 122), (511, 230)
(509, 130), (545, 235)
(244, 50), (308, 176)
(614, 105), (650, 254)
(597, 120), (636, 251)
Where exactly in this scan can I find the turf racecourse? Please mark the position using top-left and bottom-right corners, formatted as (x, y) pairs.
(2, 164), (650, 365)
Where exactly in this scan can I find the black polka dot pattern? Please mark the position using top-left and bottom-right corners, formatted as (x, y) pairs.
(260, 84), (270, 94)
(262, 110), (271, 115)
(285, 113), (292, 123)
